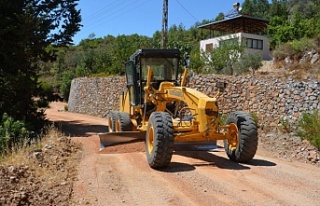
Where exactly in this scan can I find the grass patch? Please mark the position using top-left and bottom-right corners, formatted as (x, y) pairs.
(0, 126), (82, 205)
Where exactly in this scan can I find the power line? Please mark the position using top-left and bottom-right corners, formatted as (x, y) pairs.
(84, 0), (137, 25)
(79, 0), (201, 40)
(83, 0), (127, 21)
(175, 0), (199, 22)
(84, 0), (149, 31)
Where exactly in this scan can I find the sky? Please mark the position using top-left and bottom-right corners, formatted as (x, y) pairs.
(72, 0), (244, 44)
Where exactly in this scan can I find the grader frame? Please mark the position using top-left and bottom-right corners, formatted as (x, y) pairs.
(99, 49), (258, 169)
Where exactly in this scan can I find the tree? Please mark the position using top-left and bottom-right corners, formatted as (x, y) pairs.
(205, 38), (244, 75)
(234, 53), (263, 75)
(241, 0), (270, 18)
(189, 46), (205, 74)
(268, 0), (288, 19)
(0, 0), (81, 131)
(215, 12), (225, 21)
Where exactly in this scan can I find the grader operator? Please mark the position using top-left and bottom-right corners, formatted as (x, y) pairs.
(99, 49), (258, 169)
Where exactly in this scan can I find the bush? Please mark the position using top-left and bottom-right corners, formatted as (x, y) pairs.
(289, 38), (317, 54)
(0, 113), (28, 155)
(59, 70), (76, 101)
(272, 43), (294, 61)
(234, 53), (262, 75)
(273, 38), (317, 61)
(295, 110), (320, 150)
(278, 117), (291, 133)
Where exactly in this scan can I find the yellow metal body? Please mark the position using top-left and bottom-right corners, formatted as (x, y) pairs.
(119, 67), (237, 145)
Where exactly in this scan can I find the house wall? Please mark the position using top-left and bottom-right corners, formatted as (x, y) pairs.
(199, 32), (271, 60)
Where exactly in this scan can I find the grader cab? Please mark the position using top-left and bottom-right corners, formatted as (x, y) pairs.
(99, 49), (258, 169)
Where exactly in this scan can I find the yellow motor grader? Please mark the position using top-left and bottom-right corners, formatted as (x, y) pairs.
(99, 49), (258, 169)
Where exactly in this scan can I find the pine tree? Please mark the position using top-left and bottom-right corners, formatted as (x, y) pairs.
(0, 0), (81, 131)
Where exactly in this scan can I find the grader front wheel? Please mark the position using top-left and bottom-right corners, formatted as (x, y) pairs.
(106, 111), (119, 132)
(116, 112), (133, 131)
(146, 112), (174, 169)
(224, 112), (258, 163)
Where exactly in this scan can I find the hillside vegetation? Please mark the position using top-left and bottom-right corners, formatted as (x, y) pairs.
(41, 0), (320, 100)
(1, 0), (320, 155)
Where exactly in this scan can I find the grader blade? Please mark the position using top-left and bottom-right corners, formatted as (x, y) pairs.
(99, 131), (145, 150)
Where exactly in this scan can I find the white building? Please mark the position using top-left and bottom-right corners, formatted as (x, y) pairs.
(198, 14), (271, 60)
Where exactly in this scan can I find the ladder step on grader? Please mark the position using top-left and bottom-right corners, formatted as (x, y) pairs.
(99, 49), (258, 169)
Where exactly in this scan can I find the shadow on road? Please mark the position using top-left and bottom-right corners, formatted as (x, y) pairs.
(50, 120), (108, 137)
(161, 162), (196, 172)
(243, 159), (277, 167)
(174, 150), (251, 171)
(171, 150), (276, 171)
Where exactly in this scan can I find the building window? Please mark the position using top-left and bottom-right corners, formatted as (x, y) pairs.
(205, 43), (213, 52)
(244, 38), (263, 50)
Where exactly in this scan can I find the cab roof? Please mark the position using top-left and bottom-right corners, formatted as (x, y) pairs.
(130, 49), (180, 63)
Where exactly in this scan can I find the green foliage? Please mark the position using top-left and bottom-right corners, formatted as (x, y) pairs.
(37, 80), (57, 108)
(242, 0), (270, 18)
(0, 113), (28, 155)
(249, 112), (259, 126)
(204, 38), (244, 75)
(90, 72), (112, 77)
(218, 113), (228, 126)
(289, 38), (317, 53)
(267, 0), (320, 48)
(234, 52), (262, 75)
(37, 0), (320, 98)
(279, 118), (291, 133)
(215, 12), (225, 21)
(0, 0), (81, 133)
(272, 43), (294, 60)
(295, 110), (320, 150)
(273, 38), (317, 60)
(60, 70), (76, 101)
(189, 46), (205, 74)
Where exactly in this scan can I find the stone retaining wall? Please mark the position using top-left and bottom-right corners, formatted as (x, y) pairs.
(68, 76), (126, 117)
(68, 75), (320, 128)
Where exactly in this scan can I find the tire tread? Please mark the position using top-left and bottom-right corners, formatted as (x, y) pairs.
(224, 111), (258, 162)
(146, 112), (174, 169)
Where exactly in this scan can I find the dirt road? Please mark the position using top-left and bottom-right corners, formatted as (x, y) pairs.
(47, 102), (320, 206)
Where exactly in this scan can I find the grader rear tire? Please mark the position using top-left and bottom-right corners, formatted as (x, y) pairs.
(106, 111), (119, 132)
(146, 112), (174, 169)
(117, 112), (132, 131)
(224, 112), (258, 163)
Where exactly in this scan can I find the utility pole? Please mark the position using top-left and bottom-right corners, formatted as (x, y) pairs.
(162, 0), (168, 49)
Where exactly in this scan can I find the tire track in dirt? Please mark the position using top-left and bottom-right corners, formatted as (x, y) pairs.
(46, 102), (320, 206)
(96, 153), (202, 206)
(95, 149), (320, 206)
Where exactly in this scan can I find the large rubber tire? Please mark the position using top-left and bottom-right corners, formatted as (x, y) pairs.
(116, 112), (133, 131)
(106, 111), (119, 132)
(224, 112), (258, 163)
(146, 112), (174, 169)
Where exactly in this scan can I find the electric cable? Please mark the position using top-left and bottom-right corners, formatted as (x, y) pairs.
(84, 0), (150, 31)
(175, 0), (199, 22)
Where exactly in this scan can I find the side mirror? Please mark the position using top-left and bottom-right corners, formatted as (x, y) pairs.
(185, 55), (190, 68)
